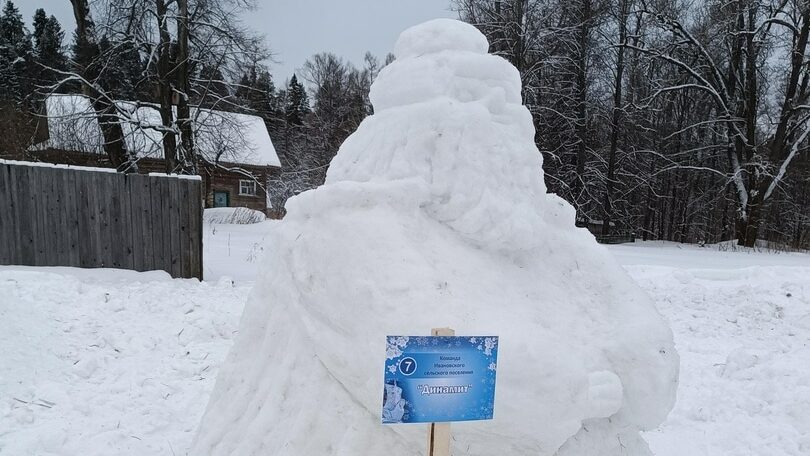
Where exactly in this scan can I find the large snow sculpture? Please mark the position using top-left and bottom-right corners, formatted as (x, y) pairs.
(192, 19), (678, 456)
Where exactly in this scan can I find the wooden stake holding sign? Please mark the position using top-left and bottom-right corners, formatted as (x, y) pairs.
(428, 327), (454, 456)
(382, 329), (499, 456)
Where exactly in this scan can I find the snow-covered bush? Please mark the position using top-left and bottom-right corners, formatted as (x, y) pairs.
(192, 19), (678, 456)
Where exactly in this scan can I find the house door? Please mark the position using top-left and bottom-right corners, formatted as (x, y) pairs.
(213, 191), (229, 207)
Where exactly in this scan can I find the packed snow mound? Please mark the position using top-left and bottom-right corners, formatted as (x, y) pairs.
(394, 18), (489, 58)
(192, 19), (679, 456)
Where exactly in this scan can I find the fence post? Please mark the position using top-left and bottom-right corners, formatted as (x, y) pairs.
(427, 327), (454, 456)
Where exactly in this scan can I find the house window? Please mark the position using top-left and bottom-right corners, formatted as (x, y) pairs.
(239, 179), (257, 196)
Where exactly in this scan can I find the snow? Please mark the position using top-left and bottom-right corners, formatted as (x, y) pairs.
(618, 246), (810, 456)
(0, 265), (247, 456)
(394, 18), (489, 58)
(33, 94), (281, 168)
(201, 221), (272, 285)
(609, 241), (810, 269)
(191, 19), (678, 456)
(1, 227), (808, 455)
(642, 266), (810, 455)
(0, 19), (806, 456)
(203, 207), (267, 225)
(1, 160), (204, 180)
(0, 158), (118, 174)
(147, 172), (202, 181)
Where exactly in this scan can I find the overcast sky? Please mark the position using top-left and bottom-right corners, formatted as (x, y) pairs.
(19, 0), (456, 84)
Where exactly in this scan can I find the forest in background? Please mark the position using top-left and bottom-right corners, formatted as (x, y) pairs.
(456, 0), (810, 249)
(0, 0), (807, 249)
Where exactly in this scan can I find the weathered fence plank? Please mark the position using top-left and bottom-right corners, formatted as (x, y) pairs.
(0, 162), (203, 279)
(63, 169), (80, 266)
(188, 180), (203, 279)
(98, 172), (113, 268)
(136, 175), (155, 272)
(77, 169), (94, 268)
(8, 165), (21, 265)
(0, 164), (12, 264)
(39, 167), (55, 266)
(149, 176), (166, 274)
(15, 166), (35, 265)
(127, 174), (147, 272)
(53, 168), (68, 265)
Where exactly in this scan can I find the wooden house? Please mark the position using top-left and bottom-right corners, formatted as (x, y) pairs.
(28, 94), (282, 217)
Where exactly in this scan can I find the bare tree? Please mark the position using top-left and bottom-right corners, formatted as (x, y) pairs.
(633, 0), (810, 246)
(68, 0), (137, 172)
(38, 0), (270, 177)
(454, 0), (808, 248)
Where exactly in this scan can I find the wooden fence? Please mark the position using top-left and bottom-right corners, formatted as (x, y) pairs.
(0, 161), (203, 279)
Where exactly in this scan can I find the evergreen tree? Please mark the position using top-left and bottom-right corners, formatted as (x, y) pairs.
(0, 1), (27, 55)
(31, 9), (67, 89)
(284, 74), (309, 127)
(32, 9), (65, 66)
(97, 36), (143, 100)
(199, 63), (230, 101)
(0, 0), (31, 102)
(253, 69), (277, 117)
(236, 66), (278, 117)
(31, 8), (45, 42)
(0, 0), (34, 156)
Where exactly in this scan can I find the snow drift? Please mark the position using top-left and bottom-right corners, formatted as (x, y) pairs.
(192, 19), (679, 456)
(204, 207), (267, 225)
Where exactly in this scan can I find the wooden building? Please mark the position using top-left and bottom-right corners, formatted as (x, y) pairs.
(28, 94), (281, 216)
(575, 217), (635, 244)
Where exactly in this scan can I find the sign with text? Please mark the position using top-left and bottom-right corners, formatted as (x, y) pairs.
(382, 336), (498, 424)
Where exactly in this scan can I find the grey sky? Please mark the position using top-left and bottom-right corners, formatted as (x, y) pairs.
(18, 0), (456, 84)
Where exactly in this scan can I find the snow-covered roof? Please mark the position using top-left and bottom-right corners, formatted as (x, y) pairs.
(0, 158), (118, 174)
(33, 94), (280, 168)
(0, 159), (203, 180)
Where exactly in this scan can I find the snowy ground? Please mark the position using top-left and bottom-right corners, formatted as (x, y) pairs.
(618, 243), (810, 456)
(201, 219), (271, 285)
(1, 226), (808, 455)
(0, 266), (247, 456)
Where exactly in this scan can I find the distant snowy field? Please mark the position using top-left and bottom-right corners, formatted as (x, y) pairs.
(1, 223), (808, 455)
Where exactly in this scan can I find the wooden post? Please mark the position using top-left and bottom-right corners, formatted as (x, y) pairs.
(428, 327), (454, 456)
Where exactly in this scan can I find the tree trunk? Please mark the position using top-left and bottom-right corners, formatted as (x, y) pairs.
(69, 0), (136, 173)
(602, 0), (627, 236)
(737, 197), (762, 247)
(176, 0), (196, 173)
(642, 146), (656, 241)
(573, 0), (591, 212)
(667, 176), (677, 241)
(155, 0), (177, 173)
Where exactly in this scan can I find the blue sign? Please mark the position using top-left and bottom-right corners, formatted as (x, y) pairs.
(382, 336), (498, 424)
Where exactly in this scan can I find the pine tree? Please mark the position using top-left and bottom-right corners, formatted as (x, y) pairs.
(31, 9), (67, 88)
(32, 9), (65, 64)
(0, 1), (27, 55)
(0, 0), (31, 102)
(31, 8), (45, 41)
(235, 70), (252, 101)
(236, 66), (275, 116)
(97, 36), (143, 100)
(253, 69), (277, 117)
(0, 0), (34, 156)
(284, 74), (309, 127)
(199, 63), (230, 100)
